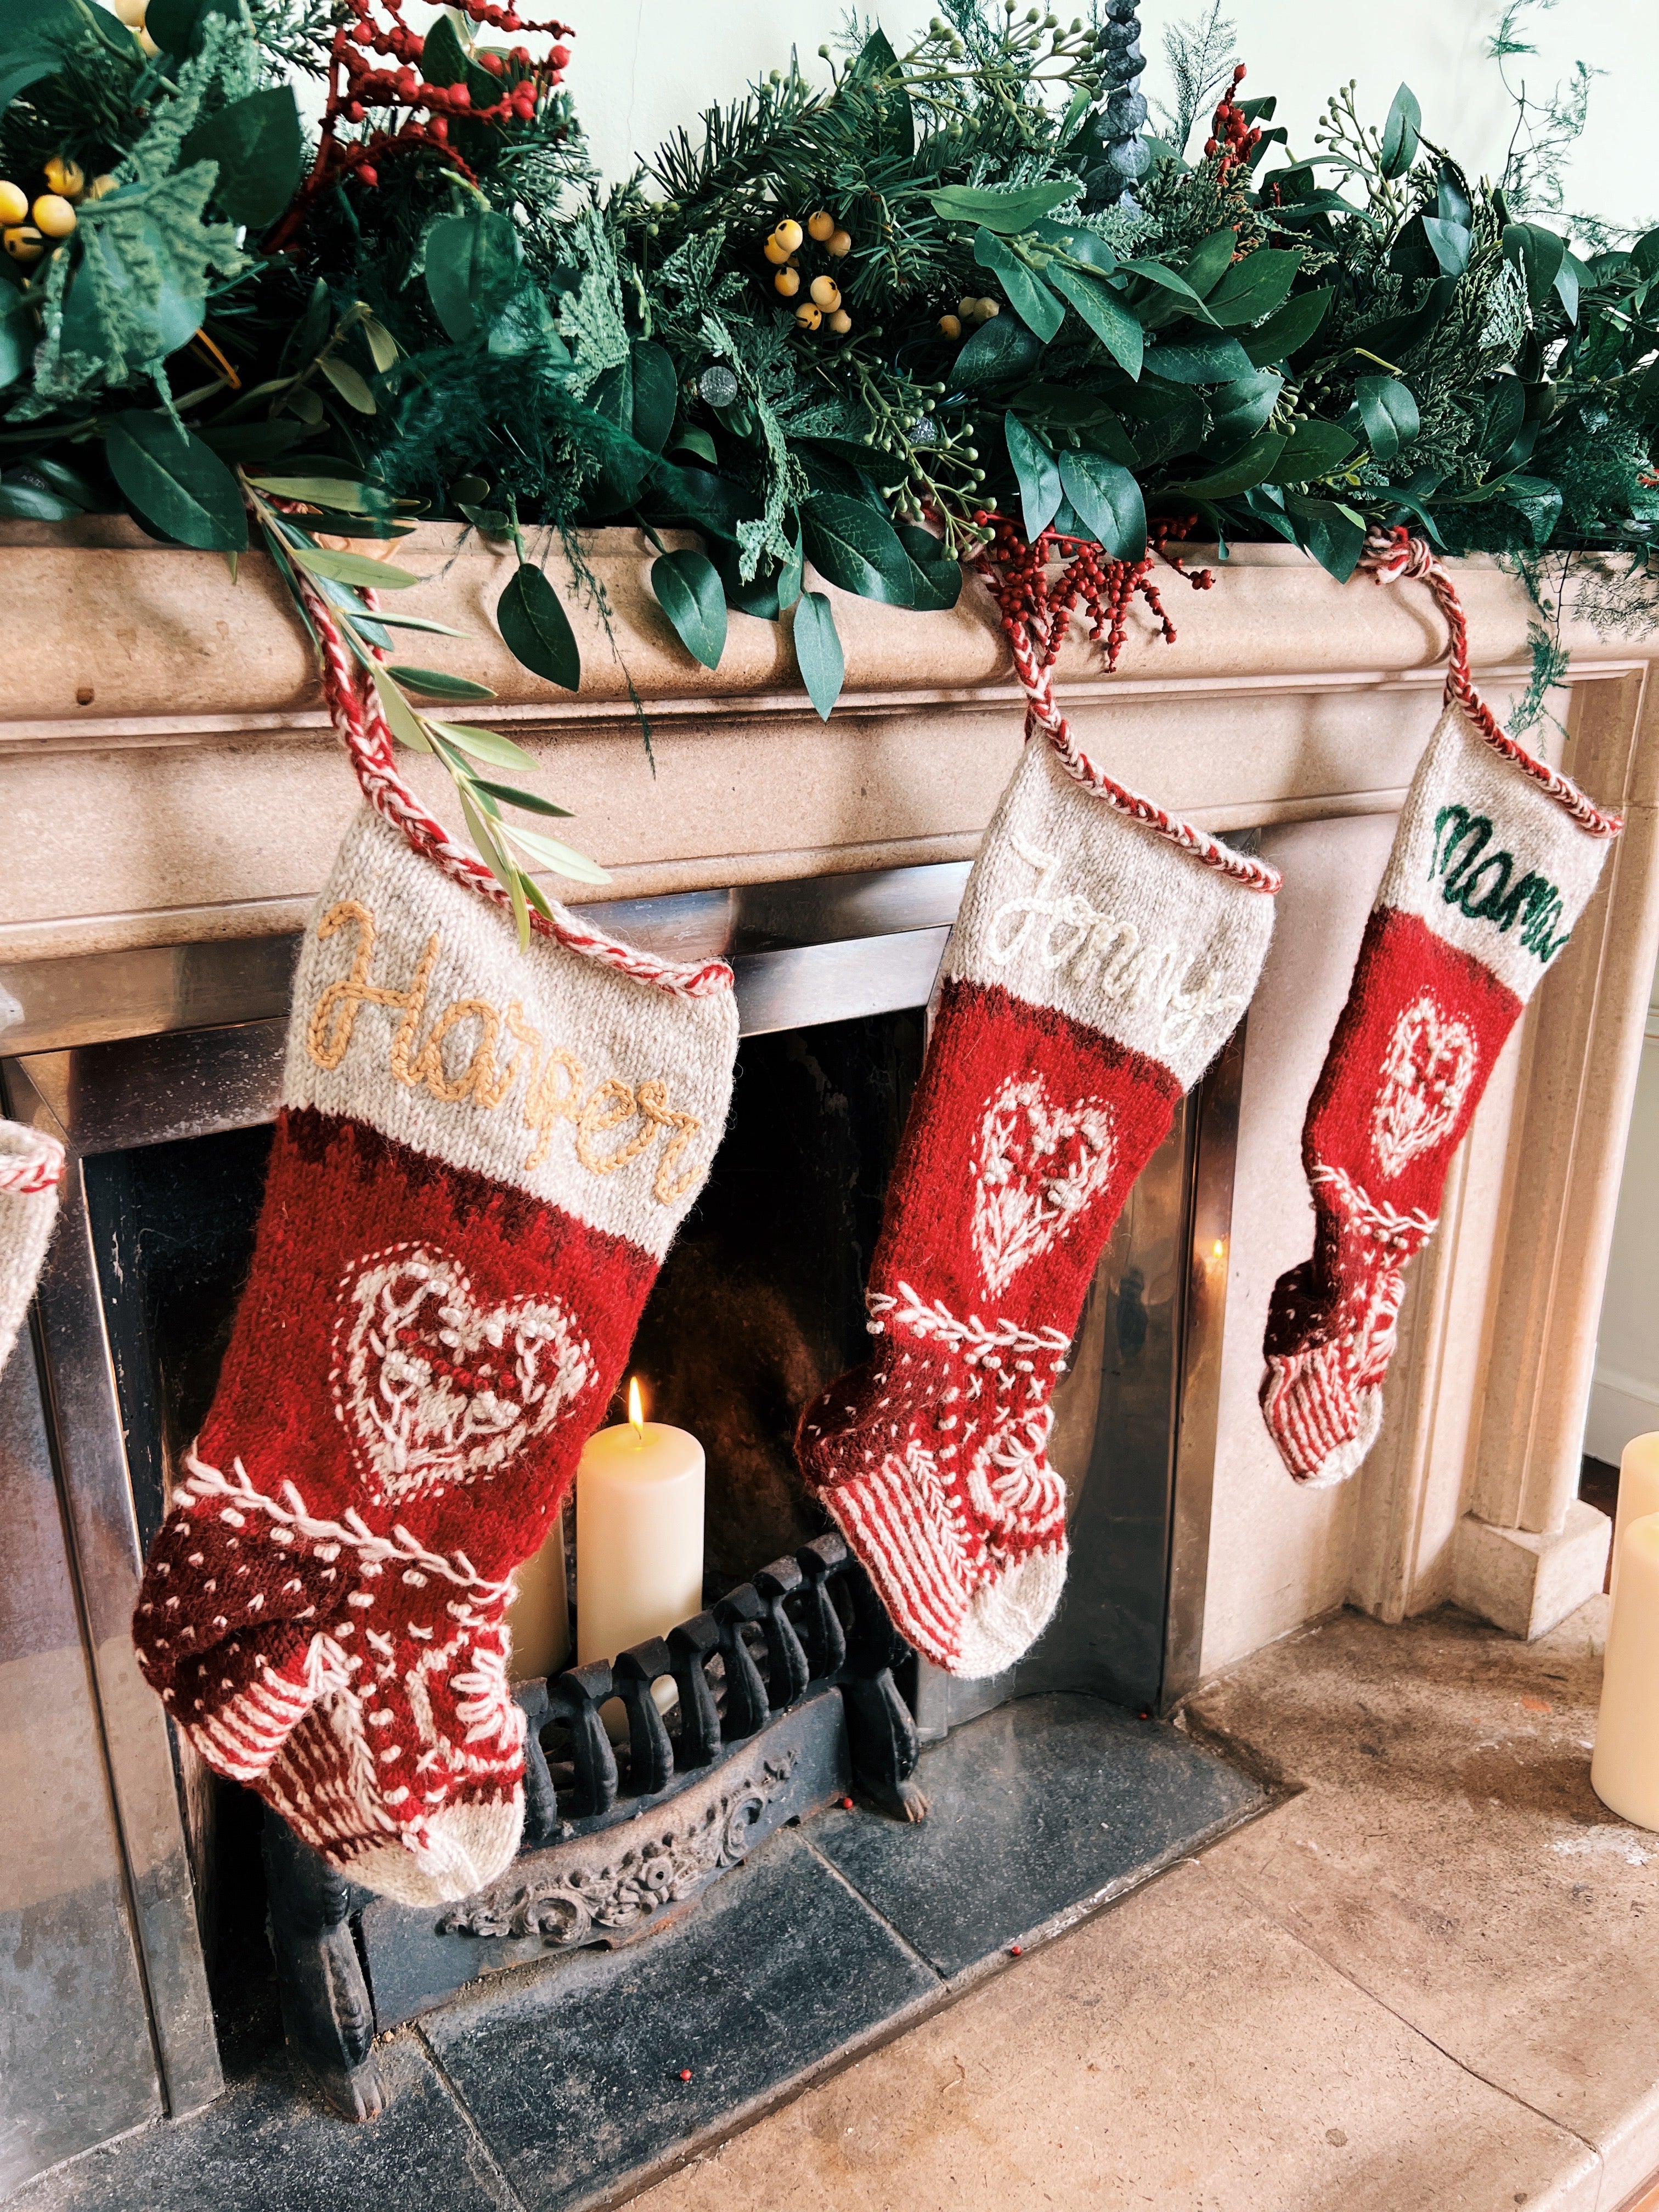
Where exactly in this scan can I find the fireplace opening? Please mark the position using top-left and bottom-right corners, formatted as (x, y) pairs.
(3, 855), (1243, 2125)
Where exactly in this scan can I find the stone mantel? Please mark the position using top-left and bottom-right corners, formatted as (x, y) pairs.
(4, 523), (1658, 1679)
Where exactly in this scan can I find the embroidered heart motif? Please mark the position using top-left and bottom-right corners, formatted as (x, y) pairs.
(1372, 995), (1479, 1180)
(334, 1243), (594, 1501)
(972, 1076), (1117, 1297)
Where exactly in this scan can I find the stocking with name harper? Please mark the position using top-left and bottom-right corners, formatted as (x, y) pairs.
(131, 809), (738, 1905)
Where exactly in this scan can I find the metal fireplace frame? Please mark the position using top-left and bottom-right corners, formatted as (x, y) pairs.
(0, 855), (1243, 2131)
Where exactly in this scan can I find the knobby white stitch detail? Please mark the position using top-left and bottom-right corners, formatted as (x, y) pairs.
(1371, 994), (1479, 1180)
(180, 1449), (514, 1599)
(985, 836), (1248, 1049)
(868, 1283), (1071, 1365)
(972, 1074), (1116, 1295)
(1310, 1161), (1439, 1248)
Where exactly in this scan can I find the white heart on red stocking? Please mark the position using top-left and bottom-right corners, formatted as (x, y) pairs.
(972, 1076), (1116, 1297)
(1372, 994), (1479, 1181)
(334, 1243), (594, 1500)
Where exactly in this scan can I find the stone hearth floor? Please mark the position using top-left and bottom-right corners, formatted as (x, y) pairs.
(17, 1602), (1659, 2212)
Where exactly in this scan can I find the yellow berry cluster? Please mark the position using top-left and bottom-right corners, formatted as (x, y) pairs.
(110, 0), (161, 53)
(764, 211), (853, 336)
(937, 296), (1001, 341)
(0, 158), (110, 264)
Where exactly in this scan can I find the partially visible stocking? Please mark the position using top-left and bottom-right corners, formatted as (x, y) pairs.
(0, 1121), (64, 1374)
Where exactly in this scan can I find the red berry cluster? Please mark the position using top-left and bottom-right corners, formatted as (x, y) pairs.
(970, 511), (1211, 679)
(1203, 63), (1260, 180)
(267, 0), (571, 247)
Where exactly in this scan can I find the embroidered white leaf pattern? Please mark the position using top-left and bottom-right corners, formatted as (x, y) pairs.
(971, 1076), (1117, 1296)
(1372, 995), (1479, 1180)
(334, 1244), (593, 1501)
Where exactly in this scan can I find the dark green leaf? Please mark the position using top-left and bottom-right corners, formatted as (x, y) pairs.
(973, 229), (1064, 341)
(1056, 449), (1146, 560)
(1379, 83), (1421, 178)
(670, 427), (719, 466)
(1045, 262), (1143, 377)
(1503, 221), (1565, 310)
(0, 53), (59, 116)
(425, 212), (521, 345)
(709, 538), (781, 619)
(387, 665), (497, 701)
(180, 87), (303, 227)
(1284, 492), (1366, 580)
(1206, 248), (1300, 327)
(1118, 258), (1216, 321)
(1633, 227), (1659, 282)
(895, 524), (962, 612)
(1241, 287), (1333, 365)
(0, 289), (32, 391)
(647, 459), (761, 540)
(496, 564), (580, 690)
(1353, 375), (1419, 461)
(630, 339), (678, 454)
(1004, 411), (1063, 541)
(1183, 228), (1240, 298)
(1171, 430), (1288, 498)
(952, 313), (1043, 389)
(849, 26), (914, 155)
(652, 547), (728, 670)
(793, 591), (844, 720)
(800, 494), (914, 605)
(928, 179), (1075, 232)
(0, 479), (81, 520)
(1143, 334), (1256, 383)
(1420, 216), (1472, 279)
(1207, 371), (1283, 450)
(1264, 419), (1358, 483)
(105, 413), (247, 552)
(470, 777), (573, 819)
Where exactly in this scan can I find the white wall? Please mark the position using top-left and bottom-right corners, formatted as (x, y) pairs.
(568, 2), (1654, 239)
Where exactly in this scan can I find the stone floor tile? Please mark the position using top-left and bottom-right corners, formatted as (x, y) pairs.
(812, 1691), (1266, 1975)
(8, 2035), (515, 2212)
(422, 1825), (938, 2212)
(624, 1854), (1598, 2212)
(1186, 1602), (1659, 2203)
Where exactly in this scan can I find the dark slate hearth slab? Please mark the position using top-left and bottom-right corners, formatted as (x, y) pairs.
(813, 1689), (1267, 1974)
(9, 2035), (516, 2212)
(422, 1824), (936, 2212)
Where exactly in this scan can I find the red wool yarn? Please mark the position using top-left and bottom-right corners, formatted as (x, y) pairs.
(1260, 530), (1622, 1487)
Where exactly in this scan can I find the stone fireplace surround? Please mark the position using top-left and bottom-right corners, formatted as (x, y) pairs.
(2, 523), (1656, 2175)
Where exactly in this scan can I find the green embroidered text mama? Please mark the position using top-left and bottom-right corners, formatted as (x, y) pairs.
(1429, 806), (1571, 962)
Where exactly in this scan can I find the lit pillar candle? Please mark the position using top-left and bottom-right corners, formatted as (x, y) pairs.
(504, 1515), (571, 1685)
(1592, 1510), (1659, 1831)
(577, 1378), (705, 1680)
(1611, 1433), (1659, 1602)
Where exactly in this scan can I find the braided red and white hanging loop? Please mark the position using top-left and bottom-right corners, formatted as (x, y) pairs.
(1358, 524), (1622, 839)
(298, 574), (733, 998)
(0, 1127), (64, 1195)
(970, 522), (1283, 894)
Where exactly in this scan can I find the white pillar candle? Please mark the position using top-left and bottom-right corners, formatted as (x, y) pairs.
(1592, 1510), (1659, 1831)
(1611, 1433), (1659, 1602)
(577, 1378), (705, 1678)
(504, 1514), (571, 1685)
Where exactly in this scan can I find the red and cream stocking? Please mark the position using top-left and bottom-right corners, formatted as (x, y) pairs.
(1262, 537), (1620, 1487)
(797, 733), (1279, 1677)
(0, 1121), (64, 1374)
(132, 811), (737, 1904)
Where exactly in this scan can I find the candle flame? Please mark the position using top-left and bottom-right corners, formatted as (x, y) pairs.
(627, 1375), (645, 1437)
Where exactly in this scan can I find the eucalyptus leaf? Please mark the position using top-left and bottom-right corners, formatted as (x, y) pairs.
(1183, 228), (1240, 298)
(652, 547), (728, 669)
(895, 524), (962, 612)
(1045, 262), (1143, 377)
(1171, 429), (1288, 498)
(180, 87), (303, 227)
(105, 413), (247, 552)
(1143, 334), (1255, 384)
(670, 426), (719, 466)
(800, 494), (915, 606)
(973, 228), (1064, 341)
(1005, 411), (1063, 541)
(496, 563), (580, 690)
(1379, 83), (1421, 179)
(951, 314), (1042, 389)
(1353, 375), (1420, 462)
(1207, 371), (1283, 450)
(928, 179), (1075, 232)
(1284, 492), (1367, 580)
(289, 543), (420, 588)
(1056, 449), (1146, 560)
(1240, 287), (1333, 365)
(1265, 419), (1358, 483)
(1420, 215), (1472, 279)
(793, 590), (845, 720)
(426, 211), (522, 346)
(1206, 248), (1300, 328)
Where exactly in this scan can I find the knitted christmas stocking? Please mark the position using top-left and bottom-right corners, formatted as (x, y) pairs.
(0, 1121), (65, 1374)
(1262, 574), (1620, 1485)
(797, 735), (1279, 1677)
(132, 810), (737, 1904)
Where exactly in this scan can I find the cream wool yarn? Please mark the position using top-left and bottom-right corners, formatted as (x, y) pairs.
(0, 1120), (64, 1375)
